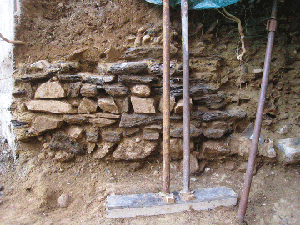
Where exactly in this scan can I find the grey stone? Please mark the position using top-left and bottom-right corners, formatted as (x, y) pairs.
(78, 98), (98, 114)
(98, 97), (119, 114)
(64, 82), (82, 98)
(131, 96), (156, 114)
(93, 142), (115, 159)
(86, 127), (99, 143)
(190, 83), (219, 97)
(15, 71), (54, 83)
(102, 129), (123, 143)
(34, 81), (66, 99)
(108, 62), (148, 75)
(143, 130), (160, 141)
(80, 83), (98, 97)
(227, 106), (247, 120)
(28, 60), (51, 72)
(192, 110), (229, 122)
(104, 83), (129, 97)
(118, 75), (158, 84)
(107, 187), (237, 218)
(277, 137), (300, 164)
(25, 100), (77, 114)
(31, 116), (63, 134)
(123, 128), (140, 137)
(58, 74), (82, 82)
(119, 114), (161, 128)
(193, 93), (226, 109)
(94, 113), (121, 119)
(49, 131), (84, 154)
(170, 124), (202, 138)
(203, 128), (228, 139)
(80, 73), (115, 84)
(113, 138), (158, 160)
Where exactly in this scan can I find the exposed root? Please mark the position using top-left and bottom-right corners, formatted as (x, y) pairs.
(0, 33), (26, 45)
(217, 8), (246, 61)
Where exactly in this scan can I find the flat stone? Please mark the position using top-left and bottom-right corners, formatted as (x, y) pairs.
(54, 151), (75, 162)
(191, 110), (229, 122)
(78, 98), (98, 114)
(89, 118), (117, 127)
(169, 139), (194, 160)
(25, 100), (77, 114)
(93, 142), (115, 159)
(80, 83), (98, 97)
(190, 83), (219, 97)
(174, 98), (193, 114)
(158, 95), (176, 113)
(64, 82), (82, 98)
(277, 137), (300, 164)
(113, 138), (158, 160)
(115, 97), (129, 113)
(104, 83), (129, 97)
(193, 93), (226, 109)
(34, 81), (66, 99)
(107, 187), (238, 218)
(119, 114), (161, 128)
(203, 128), (228, 139)
(107, 62), (148, 75)
(131, 96), (156, 114)
(86, 127), (99, 143)
(143, 130), (160, 140)
(31, 116), (63, 134)
(124, 47), (163, 60)
(94, 113), (121, 119)
(66, 126), (84, 139)
(170, 124), (202, 138)
(49, 131), (84, 154)
(202, 141), (231, 157)
(148, 62), (176, 76)
(98, 97), (119, 113)
(58, 74), (82, 82)
(102, 129), (123, 143)
(118, 75), (158, 84)
(15, 71), (54, 83)
(123, 128), (140, 137)
(80, 73), (115, 84)
(227, 106), (247, 120)
(27, 60), (51, 72)
(144, 124), (162, 130)
(63, 114), (88, 124)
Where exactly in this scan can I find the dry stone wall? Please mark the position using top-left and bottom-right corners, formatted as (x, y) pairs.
(12, 50), (247, 163)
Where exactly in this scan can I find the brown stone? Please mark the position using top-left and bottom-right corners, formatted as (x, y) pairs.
(169, 138), (194, 160)
(88, 118), (117, 127)
(229, 134), (251, 157)
(118, 75), (158, 84)
(87, 143), (96, 154)
(119, 114), (161, 128)
(64, 82), (82, 98)
(131, 96), (156, 114)
(131, 85), (151, 97)
(86, 127), (99, 143)
(104, 83), (129, 97)
(64, 114), (88, 124)
(170, 124), (202, 138)
(66, 126), (84, 139)
(49, 131), (84, 154)
(203, 128), (228, 139)
(174, 98), (193, 114)
(123, 128), (140, 137)
(98, 97), (119, 113)
(78, 98), (98, 114)
(102, 129), (123, 143)
(202, 141), (231, 157)
(25, 100), (77, 114)
(80, 83), (98, 97)
(34, 81), (66, 99)
(93, 142), (115, 159)
(54, 151), (75, 162)
(180, 154), (199, 174)
(158, 95), (176, 113)
(113, 138), (158, 160)
(107, 62), (148, 75)
(31, 116), (63, 134)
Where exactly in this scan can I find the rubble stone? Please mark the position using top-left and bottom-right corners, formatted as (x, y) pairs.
(104, 83), (129, 97)
(102, 129), (123, 143)
(169, 138), (194, 160)
(31, 116), (63, 134)
(108, 62), (148, 74)
(119, 114), (161, 128)
(131, 85), (151, 97)
(202, 141), (231, 157)
(66, 126), (84, 139)
(180, 154), (199, 174)
(174, 98), (193, 114)
(118, 75), (158, 84)
(98, 97), (119, 113)
(49, 131), (84, 154)
(64, 82), (82, 97)
(89, 118), (117, 127)
(113, 138), (158, 160)
(131, 96), (156, 114)
(78, 98), (98, 114)
(80, 83), (98, 97)
(158, 95), (176, 113)
(34, 81), (66, 99)
(86, 127), (99, 143)
(143, 130), (160, 140)
(277, 137), (300, 164)
(93, 142), (115, 159)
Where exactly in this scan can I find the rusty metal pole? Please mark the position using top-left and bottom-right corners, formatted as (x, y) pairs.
(162, 0), (171, 194)
(238, 0), (278, 223)
(181, 0), (191, 194)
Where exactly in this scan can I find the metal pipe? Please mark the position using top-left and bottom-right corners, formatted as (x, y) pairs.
(181, 0), (190, 194)
(238, 0), (278, 223)
(162, 0), (171, 194)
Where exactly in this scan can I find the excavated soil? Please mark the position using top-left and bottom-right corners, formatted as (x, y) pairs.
(1, 0), (300, 224)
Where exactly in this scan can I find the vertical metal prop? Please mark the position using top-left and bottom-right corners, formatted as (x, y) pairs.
(181, 0), (190, 194)
(162, 0), (171, 194)
(238, 0), (278, 222)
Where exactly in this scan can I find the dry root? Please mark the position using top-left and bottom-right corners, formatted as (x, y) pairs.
(217, 8), (246, 61)
(0, 33), (26, 45)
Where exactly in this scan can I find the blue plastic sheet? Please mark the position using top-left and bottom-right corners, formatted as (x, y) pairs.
(144, 0), (240, 9)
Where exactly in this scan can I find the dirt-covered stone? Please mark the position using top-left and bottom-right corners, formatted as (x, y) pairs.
(34, 81), (66, 99)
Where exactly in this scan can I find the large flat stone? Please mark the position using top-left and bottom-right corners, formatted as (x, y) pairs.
(98, 97), (119, 114)
(118, 75), (158, 84)
(107, 187), (237, 218)
(108, 62), (148, 74)
(89, 118), (117, 127)
(31, 116), (63, 134)
(277, 137), (300, 164)
(119, 114), (161, 128)
(25, 100), (77, 114)
(131, 96), (156, 114)
(78, 98), (98, 114)
(104, 83), (129, 97)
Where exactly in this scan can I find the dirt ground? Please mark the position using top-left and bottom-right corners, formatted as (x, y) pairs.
(1, 0), (300, 224)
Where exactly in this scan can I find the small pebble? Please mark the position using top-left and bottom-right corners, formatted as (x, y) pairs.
(57, 193), (70, 208)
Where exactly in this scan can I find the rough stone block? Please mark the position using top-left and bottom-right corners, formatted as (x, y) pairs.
(64, 114), (88, 124)
(108, 62), (148, 74)
(98, 97), (119, 114)
(31, 116), (63, 134)
(58, 75), (82, 82)
(102, 129), (123, 143)
(88, 118), (117, 127)
(118, 75), (158, 84)
(119, 114), (161, 128)
(131, 84), (151, 97)
(180, 153), (199, 174)
(78, 98), (98, 114)
(66, 126), (84, 139)
(86, 127), (99, 143)
(34, 81), (66, 99)
(49, 131), (84, 154)
(104, 83), (129, 97)
(202, 141), (231, 157)
(174, 98), (193, 114)
(93, 142), (115, 159)
(277, 137), (300, 164)
(80, 83), (98, 97)
(143, 130), (160, 141)
(64, 82), (82, 98)
(131, 96), (156, 114)
(158, 95), (176, 113)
